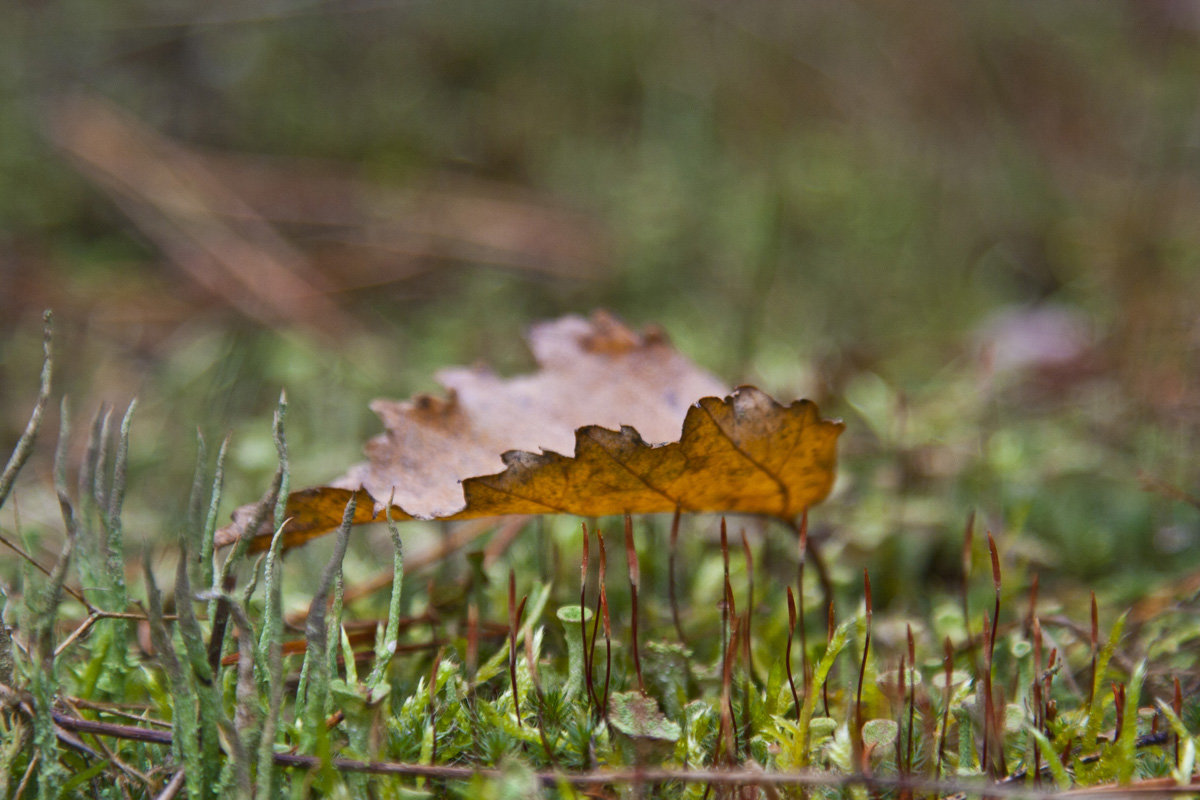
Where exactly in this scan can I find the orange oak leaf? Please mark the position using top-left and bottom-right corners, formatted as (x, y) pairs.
(216, 312), (843, 552)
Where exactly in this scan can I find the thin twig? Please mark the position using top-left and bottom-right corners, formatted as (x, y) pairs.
(60, 695), (152, 787)
(41, 711), (1199, 798)
(13, 752), (38, 800)
(153, 771), (186, 800)
(0, 530), (90, 609)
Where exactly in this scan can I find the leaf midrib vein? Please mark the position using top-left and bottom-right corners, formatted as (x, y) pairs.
(699, 402), (790, 515)
(584, 431), (693, 513)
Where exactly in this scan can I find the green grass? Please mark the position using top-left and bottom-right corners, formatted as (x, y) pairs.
(3, 313), (1200, 798)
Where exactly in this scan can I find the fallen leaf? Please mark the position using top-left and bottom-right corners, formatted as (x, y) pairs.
(216, 312), (843, 551)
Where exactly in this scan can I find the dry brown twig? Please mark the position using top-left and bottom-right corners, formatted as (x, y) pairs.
(37, 709), (1200, 799)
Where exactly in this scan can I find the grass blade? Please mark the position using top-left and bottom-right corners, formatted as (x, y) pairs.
(0, 310), (52, 512)
(366, 501), (404, 691)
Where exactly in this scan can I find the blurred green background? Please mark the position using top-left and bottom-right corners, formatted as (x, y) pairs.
(3, 0), (1200, 602)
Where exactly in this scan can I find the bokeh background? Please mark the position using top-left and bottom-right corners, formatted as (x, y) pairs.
(4, 0), (1200, 605)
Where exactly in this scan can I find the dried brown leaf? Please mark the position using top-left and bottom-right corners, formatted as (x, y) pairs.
(216, 312), (843, 552)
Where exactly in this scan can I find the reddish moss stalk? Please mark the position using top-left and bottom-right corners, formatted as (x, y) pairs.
(667, 507), (684, 644)
(1175, 677), (1184, 768)
(936, 636), (953, 779)
(786, 588), (801, 723)
(981, 531), (1006, 778)
(596, 532), (612, 712)
(797, 511), (811, 693)
(580, 523), (598, 713)
(854, 570), (872, 770)
(507, 569), (522, 726)
(905, 624), (916, 777)
(623, 513), (644, 694)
